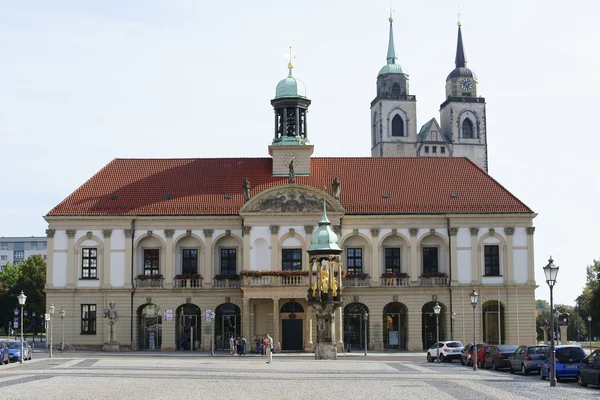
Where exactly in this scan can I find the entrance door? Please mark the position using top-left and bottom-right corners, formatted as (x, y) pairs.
(282, 319), (303, 351)
(423, 313), (437, 350)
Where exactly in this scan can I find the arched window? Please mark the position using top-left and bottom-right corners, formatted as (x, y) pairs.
(462, 118), (474, 139)
(392, 83), (401, 98)
(392, 114), (404, 137)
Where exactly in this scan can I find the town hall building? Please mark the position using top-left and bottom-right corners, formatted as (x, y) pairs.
(43, 18), (536, 352)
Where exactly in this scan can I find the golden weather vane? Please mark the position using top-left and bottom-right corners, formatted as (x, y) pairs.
(457, 5), (462, 26)
(285, 46), (296, 70)
(387, 1), (395, 22)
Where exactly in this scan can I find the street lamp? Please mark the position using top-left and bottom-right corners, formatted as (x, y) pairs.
(60, 306), (66, 352)
(469, 289), (479, 371)
(543, 256), (559, 387)
(49, 304), (55, 358)
(433, 302), (441, 362)
(23, 309), (28, 341)
(588, 316), (592, 355)
(32, 311), (36, 343)
(13, 307), (18, 339)
(17, 291), (27, 364)
(451, 312), (456, 341)
(363, 311), (368, 356)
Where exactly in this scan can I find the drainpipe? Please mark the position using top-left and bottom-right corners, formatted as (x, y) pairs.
(130, 219), (136, 351)
(447, 217), (454, 341)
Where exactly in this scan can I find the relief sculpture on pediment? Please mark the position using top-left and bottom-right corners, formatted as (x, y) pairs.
(248, 190), (328, 213)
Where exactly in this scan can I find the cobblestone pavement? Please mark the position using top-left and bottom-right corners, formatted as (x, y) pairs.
(0, 355), (598, 400)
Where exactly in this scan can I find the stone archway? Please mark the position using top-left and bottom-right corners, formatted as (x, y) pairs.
(138, 303), (162, 351)
(383, 302), (408, 350)
(176, 304), (201, 350)
(280, 302), (304, 351)
(422, 301), (446, 350)
(343, 303), (369, 351)
(482, 301), (505, 345)
(215, 303), (240, 350)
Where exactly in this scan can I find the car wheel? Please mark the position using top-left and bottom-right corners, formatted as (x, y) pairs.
(439, 354), (445, 363)
(577, 373), (587, 387)
(509, 364), (515, 374)
(521, 364), (528, 376)
(427, 353), (433, 363)
(461, 358), (465, 365)
(492, 361), (497, 371)
(541, 370), (546, 380)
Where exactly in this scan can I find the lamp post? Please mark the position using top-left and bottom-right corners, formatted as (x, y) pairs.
(60, 306), (65, 352)
(588, 316), (593, 355)
(17, 291), (27, 364)
(23, 308), (28, 341)
(49, 304), (55, 358)
(433, 302), (441, 362)
(469, 289), (479, 371)
(13, 307), (18, 339)
(32, 311), (36, 343)
(543, 256), (559, 387)
(363, 311), (368, 356)
(451, 312), (456, 341)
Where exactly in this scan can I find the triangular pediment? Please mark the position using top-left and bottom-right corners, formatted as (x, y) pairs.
(239, 184), (344, 216)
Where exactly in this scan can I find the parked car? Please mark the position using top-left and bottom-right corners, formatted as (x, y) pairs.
(426, 341), (464, 363)
(6, 340), (32, 362)
(461, 343), (474, 366)
(509, 344), (549, 375)
(485, 344), (519, 370)
(540, 345), (586, 381)
(476, 343), (495, 368)
(0, 341), (8, 365)
(577, 348), (600, 387)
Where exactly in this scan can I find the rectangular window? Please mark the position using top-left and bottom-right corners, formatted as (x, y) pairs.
(424, 146), (429, 153)
(484, 245), (500, 276)
(384, 248), (401, 274)
(282, 249), (302, 271)
(31, 243), (38, 250)
(432, 146), (437, 153)
(441, 147), (446, 154)
(143, 249), (160, 276)
(182, 249), (198, 275)
(81, 248), (98, 279)
(346, 248), (363, 275)
(220, 249), (237, 276)
(13, 250), (24, 260)
(0, 255), (6, 261)
(81, 304), (96, 334)
(423, 247), (439, 274)
(0, 243), (7, 250)
(42, 242), (47, 250)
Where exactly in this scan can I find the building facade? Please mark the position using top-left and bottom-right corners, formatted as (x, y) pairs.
(43, 18), (536, 352)
(0, 237), (47, 270)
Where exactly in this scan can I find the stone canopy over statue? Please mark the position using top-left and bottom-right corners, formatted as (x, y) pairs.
(103, 302), (120, 351)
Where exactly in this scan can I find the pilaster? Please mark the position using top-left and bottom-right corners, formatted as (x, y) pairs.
(272, 297), (280, 351)
(164, 229), (175, 289)
(409, 228), (418, 283)
(66, 229), (76, 289)
(504, 228), (515, 285)
(242, 298), (250, 342)
(526, 227), (535, 285)
(45, 229), (55, 289)
(242, 226), (251, 269)
(336, 307), (343, 350)
(449, 227), (458, 284)
(124, 229), (133, 287)
(270, 225), (279, 271)
(370, 229), (380, 285)
(306, 306), (313, 351)
(102, 229), (112, 289)
(203, 229), (213, 288)
(470, 228), (479, 284)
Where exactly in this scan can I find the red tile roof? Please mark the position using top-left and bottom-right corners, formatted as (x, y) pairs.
(47, 157), (532, 216)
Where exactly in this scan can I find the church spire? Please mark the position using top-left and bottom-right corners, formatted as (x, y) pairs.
(386, 12), (397, 65)
(455, 21), (467, 68)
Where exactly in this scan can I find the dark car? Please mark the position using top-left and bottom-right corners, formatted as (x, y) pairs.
(509, 345), (549, 375)
(476, 344), (495, 368)
(0, 341), (8, 365)
(485, 344), (519, 370)
(461, 343), (474, 366)
(578, 348), (600, 387)
(540, 345), (586, 381)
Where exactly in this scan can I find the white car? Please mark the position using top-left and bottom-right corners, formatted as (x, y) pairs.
(427, 341), (464, 363)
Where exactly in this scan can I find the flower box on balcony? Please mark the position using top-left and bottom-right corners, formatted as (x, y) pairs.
(419, 273), (448, 278)
(240, 270), (309, 278)
(214, 274), (241, 281)
(174, 274), (203, 280)
(136, 274), (164, 280)
(345, 273), (370, 280)
(380, 272), (409, 279)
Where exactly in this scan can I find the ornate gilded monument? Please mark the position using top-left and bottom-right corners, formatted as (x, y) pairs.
(307, 198), (343, 360)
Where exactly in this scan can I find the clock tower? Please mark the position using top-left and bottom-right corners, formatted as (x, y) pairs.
(439, 21), (488, 171)
(268, 61), (314, 177)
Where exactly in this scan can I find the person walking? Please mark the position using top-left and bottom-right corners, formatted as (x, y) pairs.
(265, 334), (273, 364)
(229, 335), (234, 355)
(240, 337), (247, 356)
(255, 336), (261, 355)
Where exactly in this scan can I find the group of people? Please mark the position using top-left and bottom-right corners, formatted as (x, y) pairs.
(228, 334), (274, 363)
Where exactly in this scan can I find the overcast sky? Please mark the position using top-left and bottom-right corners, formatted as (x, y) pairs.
(0, 1), (598, 306)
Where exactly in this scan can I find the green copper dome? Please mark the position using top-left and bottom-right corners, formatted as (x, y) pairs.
(378, 63), (404, 76)
(308, 198), (341, 253)
(275, 67), (307, 99)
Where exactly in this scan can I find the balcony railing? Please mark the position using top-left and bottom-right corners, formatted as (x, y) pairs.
(418, 276), (449, 286)
(173, 277), (203, 289)
(242, 276), (308, 287)
(212, 278), (242, 289)
(135, 278), (164, 289)
(379, 277), (411, 287)
(342, 277), (371, 287)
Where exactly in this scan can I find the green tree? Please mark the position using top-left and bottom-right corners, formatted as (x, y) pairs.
(0, 262), (21, 288)
(579, 259), (600, 340)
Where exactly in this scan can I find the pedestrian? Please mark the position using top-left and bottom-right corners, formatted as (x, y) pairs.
(229, 335), (234, 355)
(265, 334), (273, 364)
(262, 336), (267, 356)
(255, 336), (261, 354)
(241, 337), (247, 356)
(234, 337), (239, 355)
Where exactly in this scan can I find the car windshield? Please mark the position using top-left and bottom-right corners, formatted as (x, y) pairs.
(498, 345), (518, 352)
(446, 342), (463, 348)
(6, 342), (20, 349)
(527, 346), (548, 354)
(556, 347), (585, 363)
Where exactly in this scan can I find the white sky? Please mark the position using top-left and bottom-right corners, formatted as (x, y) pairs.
(0, 1), (598, 306)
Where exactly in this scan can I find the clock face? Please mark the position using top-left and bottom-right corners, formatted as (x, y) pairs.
(460, 79), (473, 91)
(283, 152), (298, 167)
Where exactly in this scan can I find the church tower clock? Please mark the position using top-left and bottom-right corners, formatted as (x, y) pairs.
(439, 21), (488, 171)
(370, 15), (417, 158)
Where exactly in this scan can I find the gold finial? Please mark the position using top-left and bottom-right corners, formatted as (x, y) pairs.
(287, 46), (294, 70)
(387, 1), (394, 23)
(457, 6), (462, 26)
